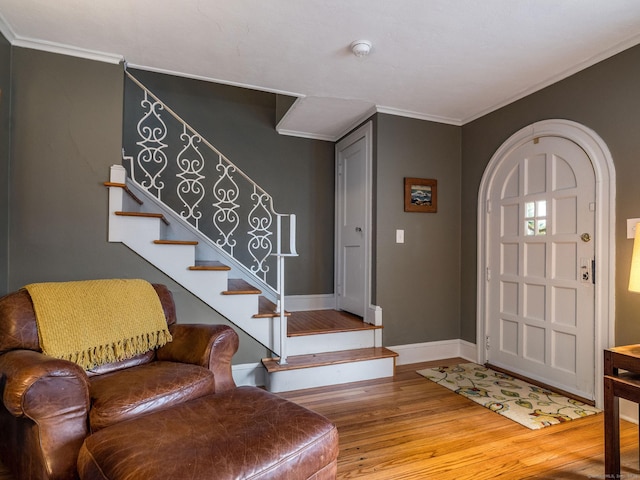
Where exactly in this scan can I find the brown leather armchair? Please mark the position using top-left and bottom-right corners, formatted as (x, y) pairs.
(0, 283), (239, 480)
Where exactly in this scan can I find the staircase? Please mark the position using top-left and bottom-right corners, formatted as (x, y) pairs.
(106, 165), (398, 392)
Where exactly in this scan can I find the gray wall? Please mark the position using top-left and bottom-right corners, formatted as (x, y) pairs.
(461, 44), (640, 345)
(7, 38), (640, 362)
(375, 114), (461, 346)
(0, 34), (10, 294)
(8, 47), (266, 364)
(123, 70), (335, 296)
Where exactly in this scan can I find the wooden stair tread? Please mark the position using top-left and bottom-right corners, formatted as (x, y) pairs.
(253, 296), (291, 318)
(115, 211), (169, 226)
(189, 260), (231, 271)
(154, 239), (199, 246)
(287, 309), (382, 337)
(104, 182), (143, 205)
(222, 279), (261, 295)
(262, 347), (398, 373)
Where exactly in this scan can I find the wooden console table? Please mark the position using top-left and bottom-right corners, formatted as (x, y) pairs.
(604, 345), (640, 476)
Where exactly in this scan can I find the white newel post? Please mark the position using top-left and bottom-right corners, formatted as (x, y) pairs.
(107, 165), (128, 242)
(278, 254), (287, 365)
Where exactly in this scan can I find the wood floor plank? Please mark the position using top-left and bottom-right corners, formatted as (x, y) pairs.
(281, 358), (640, 480)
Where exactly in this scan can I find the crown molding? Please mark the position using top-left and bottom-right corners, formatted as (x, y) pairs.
(0, 13), (123, 64)
(375, 105), (462, 126)
(0, 13), (16, 43)
(127, 63), (303, 98)
(11, 37), (123, 64)
(275, 128), (337, 142)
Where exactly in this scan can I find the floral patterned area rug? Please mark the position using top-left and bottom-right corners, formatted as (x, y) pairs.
(417, 363), (601, 430)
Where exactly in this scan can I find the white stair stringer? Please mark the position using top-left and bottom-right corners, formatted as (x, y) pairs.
(107, 165), (283, 355)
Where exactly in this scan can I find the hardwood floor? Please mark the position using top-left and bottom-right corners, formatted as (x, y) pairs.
(281, 358), (640, 480)
(1, 358), (637, 479)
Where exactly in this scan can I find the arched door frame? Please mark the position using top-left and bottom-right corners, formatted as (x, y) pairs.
(476, 119), (616, 407)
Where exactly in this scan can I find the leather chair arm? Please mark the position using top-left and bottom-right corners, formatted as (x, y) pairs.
(0, 349), (90, 480)
(0, 349), (90, 417)
(157, 324), (239, 392)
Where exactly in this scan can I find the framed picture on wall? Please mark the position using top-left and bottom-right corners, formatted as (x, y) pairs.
(404, 177), (437, 213)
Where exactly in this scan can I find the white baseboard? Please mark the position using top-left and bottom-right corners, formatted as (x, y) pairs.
(284, 294), (336, 311)
(232, 362), (266, 387)
(388, 339), (477, 366)
(459, 340), (478, 362)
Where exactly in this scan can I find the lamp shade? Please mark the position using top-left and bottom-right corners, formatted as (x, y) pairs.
(629, 222), (640, 292)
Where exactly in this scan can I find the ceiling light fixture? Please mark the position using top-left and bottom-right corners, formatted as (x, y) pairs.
(350, 40), (372, 57)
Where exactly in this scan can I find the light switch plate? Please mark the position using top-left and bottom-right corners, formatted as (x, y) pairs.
(627, 218), (640, 239)
(396, 229), (404, 243)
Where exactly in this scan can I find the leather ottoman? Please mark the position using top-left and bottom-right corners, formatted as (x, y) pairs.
(77, 386), (338, 480)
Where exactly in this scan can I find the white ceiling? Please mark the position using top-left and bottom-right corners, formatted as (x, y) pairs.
(1, 0), (640, 141)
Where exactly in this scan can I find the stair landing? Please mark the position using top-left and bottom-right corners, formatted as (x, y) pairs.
(287, 309), (381, 336)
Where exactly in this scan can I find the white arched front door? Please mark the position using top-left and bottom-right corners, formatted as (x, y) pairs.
(477, 120), (615, 407)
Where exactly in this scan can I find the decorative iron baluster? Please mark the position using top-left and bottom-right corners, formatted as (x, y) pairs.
(136, 91), (168, 199)
(125, 72), (298, 299)
(176, 126), (205, 228)
(248, 189), (273, 281)
(124, 71), (300, 362)
(211, 158), (240, 254)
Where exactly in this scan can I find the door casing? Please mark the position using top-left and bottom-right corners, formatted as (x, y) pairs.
(476, 119), (616, 408)
(335, 121), (382, 337)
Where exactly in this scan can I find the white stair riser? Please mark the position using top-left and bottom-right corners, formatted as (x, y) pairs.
(287, 330), (376, 356)
(148, 243), (196, 269)
(110, 215), (161, 243)
(213, 294), (261, 319)
(118, 216), (161, 241)
(265, 357), (396, 393)
(174, 270), (229, 298)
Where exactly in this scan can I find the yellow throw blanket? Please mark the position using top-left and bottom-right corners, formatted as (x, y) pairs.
(25, 279), (172, 370)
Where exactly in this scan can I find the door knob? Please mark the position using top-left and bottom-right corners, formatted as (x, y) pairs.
(581, 233), (591, 243)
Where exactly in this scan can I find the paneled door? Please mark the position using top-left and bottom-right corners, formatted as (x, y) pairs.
(487, 136), (596, 399)
(336, 135), (367, 317)
(335, 121), (374, 323)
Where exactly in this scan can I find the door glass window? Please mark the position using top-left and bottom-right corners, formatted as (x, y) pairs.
(524, 201), (547, 236)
